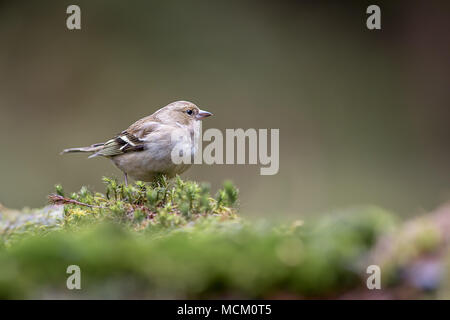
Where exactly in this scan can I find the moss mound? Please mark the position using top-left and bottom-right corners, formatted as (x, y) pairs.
(0, 177), (402, 298)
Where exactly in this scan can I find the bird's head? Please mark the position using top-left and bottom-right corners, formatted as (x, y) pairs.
(154, 101), (213, 126)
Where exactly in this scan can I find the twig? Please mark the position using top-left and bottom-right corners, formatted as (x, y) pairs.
(48, 194), (102, 208)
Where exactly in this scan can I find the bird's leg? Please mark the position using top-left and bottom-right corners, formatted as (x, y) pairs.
(124, 172), (128, 187)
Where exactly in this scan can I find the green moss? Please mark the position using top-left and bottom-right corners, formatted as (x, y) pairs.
(50, 175), (238, 233)
(0, 178), (399, 298)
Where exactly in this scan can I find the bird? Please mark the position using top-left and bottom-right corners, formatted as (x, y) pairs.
(61, 101), (212, 185)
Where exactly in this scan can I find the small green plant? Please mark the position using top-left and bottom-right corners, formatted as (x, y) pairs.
(48, 175), (239, 232)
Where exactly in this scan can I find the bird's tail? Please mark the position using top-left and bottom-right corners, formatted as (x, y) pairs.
(60, 143), (104, 156)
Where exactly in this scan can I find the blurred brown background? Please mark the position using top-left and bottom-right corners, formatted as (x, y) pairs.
(0, 0), (449, 217)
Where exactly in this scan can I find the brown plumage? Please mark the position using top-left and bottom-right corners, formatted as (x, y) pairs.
(61, 101), (212, 185)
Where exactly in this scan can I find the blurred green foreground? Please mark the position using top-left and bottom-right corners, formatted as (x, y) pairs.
(0, 177), (449, 299)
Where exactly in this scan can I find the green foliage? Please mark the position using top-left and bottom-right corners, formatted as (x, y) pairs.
(52, 176), (238, 233)
(0, 177), (399, 299)
(10, 177), (440, 299)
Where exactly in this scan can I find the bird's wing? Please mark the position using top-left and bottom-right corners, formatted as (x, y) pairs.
(90, 120), (163, 158)
(89, 131), (145, 158)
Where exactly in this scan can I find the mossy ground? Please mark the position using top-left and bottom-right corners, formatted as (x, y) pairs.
(51, 175), (239, 234)
(0, 177), (448, 299)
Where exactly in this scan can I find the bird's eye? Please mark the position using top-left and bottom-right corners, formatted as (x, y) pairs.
(186, 109), (193, 115)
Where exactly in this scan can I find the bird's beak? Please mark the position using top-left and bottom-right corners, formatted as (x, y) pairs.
(196, 109), (213, 120)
